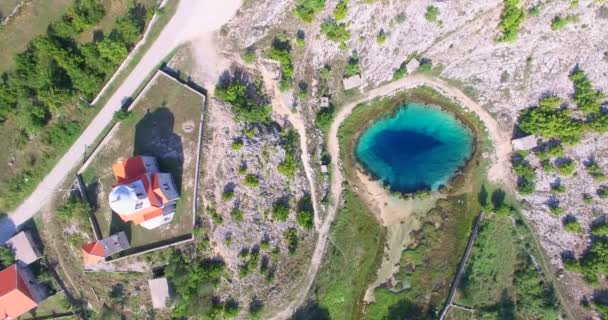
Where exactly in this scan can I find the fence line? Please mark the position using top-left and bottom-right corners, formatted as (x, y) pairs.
(439, 212), (484, 320)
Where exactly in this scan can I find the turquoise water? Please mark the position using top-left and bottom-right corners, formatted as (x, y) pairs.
(355, 103), (473, 193)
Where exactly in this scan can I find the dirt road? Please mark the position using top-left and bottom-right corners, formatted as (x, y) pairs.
(0, 0), (243, 243)
(270, 74), (513, 319)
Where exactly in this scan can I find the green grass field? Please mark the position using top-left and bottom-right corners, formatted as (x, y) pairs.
(304, 189), (384, 319)
(82, 74), (202, 248)
(332, 86), (491, 319)
(449, 186), (564, 319)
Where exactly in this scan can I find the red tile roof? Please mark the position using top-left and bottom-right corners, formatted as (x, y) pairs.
(81, 241), (106, 266)
(0, 265), (37, 319)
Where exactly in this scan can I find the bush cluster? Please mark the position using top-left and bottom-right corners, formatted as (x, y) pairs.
(268, 36), (294, 91)
(293, 0), (325, 23)
(277, 129), (300, 178)
(497, 0), (525, 42)
(320, 19), (350, 45)
(215, 70), (272, 124)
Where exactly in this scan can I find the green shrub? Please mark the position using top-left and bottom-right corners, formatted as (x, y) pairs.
(518, 96), (583, 144)
(296, 211), (314, 230)
(207, 206), (223, 224)
(393, 61), (408, 80)
(268, 36), (294, 91)
(333, 0), (348, 21)
(344, 53), (361, 77)
(569, 69), (605, 115)
(272, 201), (290, 221)
(591, 222), (608, 237)
(597, 185), (608, 199)
(564, 219), (583, 234)
(376, 30), (387, 45)
(551, 14), (579, 31)
(586, 161), (606, 181)
(231, 138), (244, 150)
(551, 184), (565, 194)
(294, 0), (326, 23)
(583, 193), (594, 205)
(222, 190), (235, 201)
(56, 199), (89, 223)
(536, 143), (564, 160)
(277, 129), (300, 178)
(320, 19), (350, 44)
(557, 159), (575, 176)
(243, 48), (256, 64)
(418, 58), (433, 73)
(244, 174), (259, 187)
(215, 71), (272, 124)
(527, 4), (541, 17)
(424, 6), (440, 22)
(394, 13), (407, 24)
(165, 252), (225, 318)
(231, 208), (243, 222)
(513, 159), (536, 194)
(497, 0), (525, 42)
(0, 246), (15, 269)
(285, 228), (299, 255)
(222, 297), (240, 318)
(315, 104), (336, 134)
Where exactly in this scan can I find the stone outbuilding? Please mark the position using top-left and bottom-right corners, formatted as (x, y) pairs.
(148, 277), (171, 309)
(406, 58), (420, 74)
(512, 135), (538, 151)
(343, 75), (362, 90)
(5, 231), (42, 266)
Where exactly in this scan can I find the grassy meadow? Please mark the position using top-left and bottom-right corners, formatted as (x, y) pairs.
(82, 74), (202, 248)
(303, 189), (384, 319)
(448, 184), (564, 319)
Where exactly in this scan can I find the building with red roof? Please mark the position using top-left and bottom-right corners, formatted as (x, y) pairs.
(108, 156), (179, 229)
(81, 232), (130, 266)
(0, 265), (37, 319)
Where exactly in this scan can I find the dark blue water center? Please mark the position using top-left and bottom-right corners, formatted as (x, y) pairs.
(355, 103), (473, 193)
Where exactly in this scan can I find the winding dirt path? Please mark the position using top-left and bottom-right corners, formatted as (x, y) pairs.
(257, 64), (323, 231)
(270, 74), (513, 319)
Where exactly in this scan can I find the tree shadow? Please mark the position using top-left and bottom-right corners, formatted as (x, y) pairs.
(478, 184), (489, 208)
(292, 301), (331, 320)
(491, 188), (506, 209)
(133, 106), (184, 193)
(386, 299), (426, 319)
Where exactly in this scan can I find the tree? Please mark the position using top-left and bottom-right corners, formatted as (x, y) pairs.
(296, 211), (314, 230)
(97, 38), (128, 66)
(497, 0), (525, 42)
(0, 246), (15, 268)
(320, 19), (350, 44)
(425, 6), (440, 23)
(569, 69), (605, 115)
(272, 201), (290, 221)
(518, 96), (584, 144)
(294, 0), (326, 23)
(333, 0), (348, 21)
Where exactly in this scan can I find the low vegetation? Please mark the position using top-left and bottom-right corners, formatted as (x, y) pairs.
(551, 14), (579, 31)
(293, 0), (325, 23)
(333, 0), (348, 21)
(320, 19), (350, 46)
(165, 251), (226, 318)
(277, 129), (300, 178)
(424, 6), (440, 23)
(456, 210), (562, 319)
(215, 69), (272, 124)
(267, 36), (294, 91)
(497, 0), (525, 42)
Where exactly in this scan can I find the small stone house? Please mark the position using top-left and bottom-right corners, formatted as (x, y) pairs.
(5, 231), (42, 266)
(148, 277), (171, 309)
(343, 75), (362, 90)
(406, 58), (420, 74)
(81, 231), (130, 266)
(512, 135), (538, 151)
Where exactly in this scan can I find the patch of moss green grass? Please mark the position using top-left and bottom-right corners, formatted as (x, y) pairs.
(452, 186), (563, 319)
(309, 189), (385, 319)
(336, 86), (489, 318)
